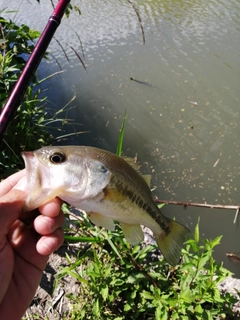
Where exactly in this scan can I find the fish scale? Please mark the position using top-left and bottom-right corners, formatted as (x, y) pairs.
(22, 145), (190, 266)
(104, 174), (171, 234)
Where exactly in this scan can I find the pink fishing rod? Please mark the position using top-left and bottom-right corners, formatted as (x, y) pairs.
(0, 0), (70, 140)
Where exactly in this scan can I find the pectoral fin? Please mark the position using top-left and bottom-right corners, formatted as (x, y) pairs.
(88, 212), (115, 231)
(120, 223), (144, 245)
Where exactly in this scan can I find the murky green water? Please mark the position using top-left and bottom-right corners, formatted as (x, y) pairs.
(4, 0), (240, 275)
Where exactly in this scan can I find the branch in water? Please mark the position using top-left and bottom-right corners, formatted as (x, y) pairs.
(154, 199), (240, 223)
(127, 0), (145, 44)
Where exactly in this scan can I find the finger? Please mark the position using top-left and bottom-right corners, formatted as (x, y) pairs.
(0, 189), (27, 236)
(19, 209), (39, 224)
(36, 228), (64, 256)
(8, 221), (64, 267)
(0, 170), (26, 197)
(7, 220), (49, 271)
(38, 197), (63, 218)
(13, 176), (28, 192)
(33, 210), (65, 235)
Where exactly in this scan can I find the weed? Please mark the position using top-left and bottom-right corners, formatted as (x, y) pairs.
(0, 15), (52, 176)
(0, 14), (79, 177)
(56, 217), (239, 319)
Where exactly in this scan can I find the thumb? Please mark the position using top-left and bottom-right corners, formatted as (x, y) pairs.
(0, 189), (27, 236)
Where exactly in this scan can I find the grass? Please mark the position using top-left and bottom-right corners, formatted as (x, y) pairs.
(0, 12), (82, 178)
(53, 214), (238, 319)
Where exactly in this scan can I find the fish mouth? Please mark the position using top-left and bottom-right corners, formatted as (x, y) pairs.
(21, 151), (42, 210)
(21, 150), (64, 211)
(21, 151), (39, 186)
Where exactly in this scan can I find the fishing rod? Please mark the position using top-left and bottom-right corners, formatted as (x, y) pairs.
(0, 0), (70, 140)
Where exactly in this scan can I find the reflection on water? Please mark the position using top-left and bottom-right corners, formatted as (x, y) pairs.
(3, 0), (240, 275)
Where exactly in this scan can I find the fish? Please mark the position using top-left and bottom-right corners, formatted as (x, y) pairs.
(22, 146), (190, 266)
(130, 77), (155, 87)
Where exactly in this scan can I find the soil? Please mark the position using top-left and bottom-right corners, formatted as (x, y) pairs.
(23, 244), (82, 320)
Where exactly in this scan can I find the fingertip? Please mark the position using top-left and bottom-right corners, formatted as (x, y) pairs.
(36, 228), (64, 255)
(34, 210), (65, 235)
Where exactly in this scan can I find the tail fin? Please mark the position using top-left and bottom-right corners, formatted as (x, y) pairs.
(154, 220), (190, 266)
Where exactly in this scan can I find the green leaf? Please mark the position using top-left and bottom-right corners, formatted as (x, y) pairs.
(110, 278), (125, 286)
(185, 239), (200, 253)
(180, 287), (192, 303)
(171, 312), (180, 320)
(211, 235), (222, 248)
(195, 304), (203, 313)
(64, 235), (100, 243)
(101, 284), (109, 301)
(104, 231), (124, 263)
(155, 303), (168, 319)
(92, 298), (100, 316)
(198, 253), (211, 269)
(29, 29), (41, 39)
(116, 110), (127, 156)
(194, 220), (200, 243)
(140, 290), (154, 300)
(157, 203), (166, 209)
(124, 303), (132, 312)
(126, 273), (146, 284)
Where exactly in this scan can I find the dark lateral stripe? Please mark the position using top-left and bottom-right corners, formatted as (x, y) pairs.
(108, 177), (170, 234)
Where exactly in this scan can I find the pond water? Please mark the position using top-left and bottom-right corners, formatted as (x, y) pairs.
(4, 0), (240, 276)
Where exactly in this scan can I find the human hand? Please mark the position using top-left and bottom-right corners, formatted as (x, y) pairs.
(0, 170), (64, 319)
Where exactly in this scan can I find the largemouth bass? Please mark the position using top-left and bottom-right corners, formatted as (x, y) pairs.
(22, 146), (190, 266)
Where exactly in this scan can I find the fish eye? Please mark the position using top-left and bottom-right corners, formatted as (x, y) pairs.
(99, 165), (108, 173)
(49, 152), (66, 164)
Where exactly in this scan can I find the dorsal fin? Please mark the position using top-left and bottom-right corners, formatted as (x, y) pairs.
(142, 174), (151, 187)
(121, 156), (151, 187)
(121, 155), (140, 172)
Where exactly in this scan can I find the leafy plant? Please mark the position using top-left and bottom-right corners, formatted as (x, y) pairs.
(0, 15), (52, 176)
(54, 115), (239, 319)
(0, 15), (42, 102)
(0, 14), (79, 177)
(56, 218), (239, 319)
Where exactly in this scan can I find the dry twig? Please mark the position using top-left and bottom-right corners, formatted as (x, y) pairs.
(154, 199), (240, 223)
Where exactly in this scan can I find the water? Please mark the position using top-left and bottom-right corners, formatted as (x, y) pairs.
(3, 0), (240, 276)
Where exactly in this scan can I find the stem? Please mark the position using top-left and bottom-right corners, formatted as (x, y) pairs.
(154, 199), (240, 223)
(127, 0), (145, 44)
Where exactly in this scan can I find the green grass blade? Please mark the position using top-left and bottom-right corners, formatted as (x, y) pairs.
(116, 110), (127, 156)
(64, 235), (100, 243)
(157, 203), (166, 209)
(103, 231), (124, 263)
